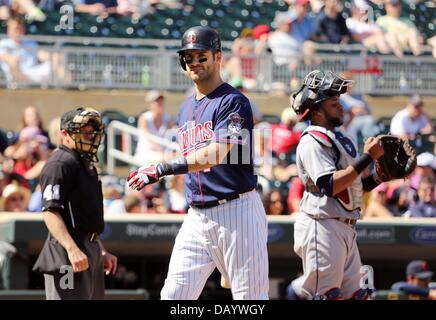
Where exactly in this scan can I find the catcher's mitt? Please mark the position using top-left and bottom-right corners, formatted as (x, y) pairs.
(375, 135), (417, 182)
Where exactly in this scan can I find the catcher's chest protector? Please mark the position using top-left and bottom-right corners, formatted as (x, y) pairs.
(303, 125), (363, 211)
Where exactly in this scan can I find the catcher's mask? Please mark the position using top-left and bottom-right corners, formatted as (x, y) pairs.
(60, 107), (105, 163)
(177, 26), (221, 71)
(291, 70), (354, 121)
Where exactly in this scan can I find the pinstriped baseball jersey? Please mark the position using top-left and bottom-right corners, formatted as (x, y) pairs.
(177, 83), (257, 206)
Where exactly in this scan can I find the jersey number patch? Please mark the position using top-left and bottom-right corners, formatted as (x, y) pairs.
(43, 184), (61, 201)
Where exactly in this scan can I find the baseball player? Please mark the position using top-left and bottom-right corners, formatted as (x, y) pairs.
(127, 26), (269, 300)
(290, 70), (384, 300)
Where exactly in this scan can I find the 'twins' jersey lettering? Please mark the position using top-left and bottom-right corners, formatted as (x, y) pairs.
(178, 120), (214, 156)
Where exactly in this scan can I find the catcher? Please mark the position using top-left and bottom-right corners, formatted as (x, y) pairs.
(289, 70), (417, 300)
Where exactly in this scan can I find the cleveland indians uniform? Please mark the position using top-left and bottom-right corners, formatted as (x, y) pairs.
(160, 83), (269, 300)
(293, 125), (364, 299)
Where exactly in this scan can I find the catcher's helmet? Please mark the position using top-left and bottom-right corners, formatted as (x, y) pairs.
(61, 107), (105, 163)
(291, 70), (353, 121)
(178, 26), (221, 70)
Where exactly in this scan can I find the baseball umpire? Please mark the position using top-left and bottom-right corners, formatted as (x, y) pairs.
(127, 26), (269, 300)
(290, 70), (384, 300)
(33, 107), (117, 300)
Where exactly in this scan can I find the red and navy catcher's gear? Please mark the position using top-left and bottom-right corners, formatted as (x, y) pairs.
(291, 70), (353, 121)
(178, 26), (221, 71)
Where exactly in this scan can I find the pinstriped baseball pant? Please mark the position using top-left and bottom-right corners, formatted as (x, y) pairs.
(161, 190), (269, 300)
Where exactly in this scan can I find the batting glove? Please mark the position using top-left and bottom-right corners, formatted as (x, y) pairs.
(127, 164), (160, 191)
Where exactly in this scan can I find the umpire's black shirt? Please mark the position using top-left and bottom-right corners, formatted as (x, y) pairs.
(40, 145), (104, 234)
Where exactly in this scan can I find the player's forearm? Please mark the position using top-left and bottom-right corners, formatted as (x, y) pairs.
(332, 153), (374, 195)
(185, 142), (233, 172)
(332, 166), (359, 196)
(42, 210), (79, 252)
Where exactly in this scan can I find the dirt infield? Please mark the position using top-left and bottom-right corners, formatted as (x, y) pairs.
(1, 88), (435, 130)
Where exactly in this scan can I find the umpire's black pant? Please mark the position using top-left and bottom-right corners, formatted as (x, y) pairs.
(44, 239), (104, 300)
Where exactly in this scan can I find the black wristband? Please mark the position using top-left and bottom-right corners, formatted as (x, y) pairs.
(353, 153), (373, 174)
(156, 157), (189, 177)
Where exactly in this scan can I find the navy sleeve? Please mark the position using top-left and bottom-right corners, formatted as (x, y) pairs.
(40, 161), (73, 212)
(213, 96), (253, 145)
(316, 173), (334, 196)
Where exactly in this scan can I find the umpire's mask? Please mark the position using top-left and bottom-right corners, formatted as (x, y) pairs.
(61, 107), (105, 163)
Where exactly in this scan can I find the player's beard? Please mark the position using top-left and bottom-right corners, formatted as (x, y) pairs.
(325, 112), (343, 128)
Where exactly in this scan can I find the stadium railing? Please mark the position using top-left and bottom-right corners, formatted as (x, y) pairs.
(106, 120), (179, 173)
(0, 36), (434, 95)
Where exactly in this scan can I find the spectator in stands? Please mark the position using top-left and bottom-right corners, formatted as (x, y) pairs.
(116, 0), (153, 18)
(271, 107), (302, 161)
(71, 0), (118, 15)
(122, 193), (144, 213)
(15, 105), (49, 143)
(288, 0), (320, 65)
(223, 28), (258, 91)
(134, 90), (174, 165)
(0, 157), (29, 190)
(102, 175), (125, 215)
(0, 14), (64, 87)
(268, 12), (301, 70)
(410, 152), (436, 190)
(313, 0), (352, 44)
(376, 0), (423, 57)
(252, 24), (270, 55)
(386, 180), (416, 216)
(4, 125), (50, 186)
(263, 189), (288, 215)
(287, 176), (304, 215)
(0, 0), (46, 21)
(404, 176), (436, 218)
(390, 94), (433, 140)
(339, 71), (380, 142)
(391, 260), (436, 299)
(0, 182), (30, 212)
(363, 183), (393, 218)
(288, 0), (315, 43)
(346, 0), (391, 55)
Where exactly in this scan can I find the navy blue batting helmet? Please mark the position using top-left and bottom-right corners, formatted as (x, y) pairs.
(178, 26), (221, 70)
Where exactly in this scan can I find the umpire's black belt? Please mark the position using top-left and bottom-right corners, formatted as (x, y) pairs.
(191, 191), (253, 209)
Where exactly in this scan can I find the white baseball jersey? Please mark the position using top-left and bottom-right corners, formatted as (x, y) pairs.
(294, 125), (364, 299)
(296, 125), (362, 220)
